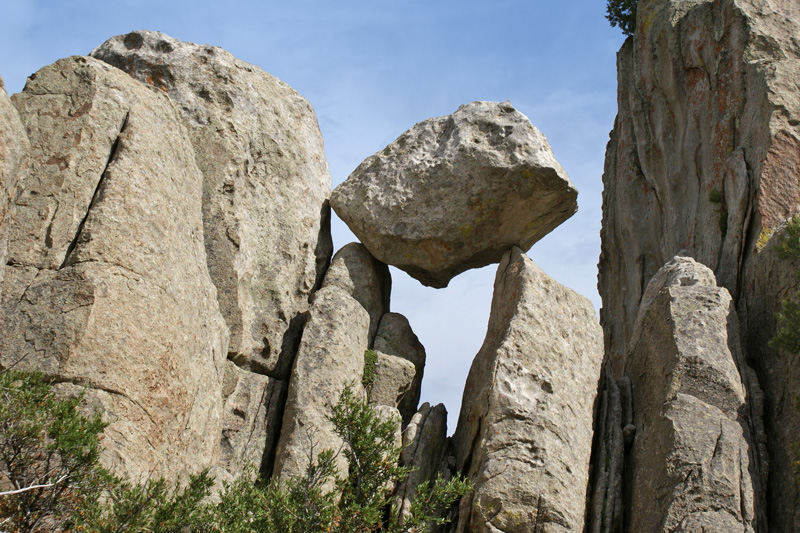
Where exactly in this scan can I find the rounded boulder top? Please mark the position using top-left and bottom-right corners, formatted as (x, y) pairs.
(331, 100), (578, 288)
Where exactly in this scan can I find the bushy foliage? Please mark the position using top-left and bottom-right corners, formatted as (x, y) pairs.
(769, 216), (800, 354)
(0, 370), (110, 531)
(606, 0), (638, 37)
(768, 215), (800, 485)
(211, 383), (472, 533)
(0, 369), (219, 532)
(1, 373), (471, 532)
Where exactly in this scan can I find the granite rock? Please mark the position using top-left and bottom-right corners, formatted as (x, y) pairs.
(331, 101), (577, 288)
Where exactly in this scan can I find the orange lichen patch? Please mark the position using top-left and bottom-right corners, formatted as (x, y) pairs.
(687, 68), (709, 106)
(759, 131), (800, 229)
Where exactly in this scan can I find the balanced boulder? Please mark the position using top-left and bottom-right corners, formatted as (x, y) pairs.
(331, 101), (577, 288)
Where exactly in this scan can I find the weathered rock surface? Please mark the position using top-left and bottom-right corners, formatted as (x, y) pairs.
(0, 76), (28, 288)
(452, 247), (602, 532)
(218, 360), (286, 479)
(621, 258), (765, 531)
(272, 286), (370, 481)
(331, 101), (577, 288)
(597, 1), (800, 527)
(91, 30), (333, 378)
(369, 351), (415, 412)
(321, 242), (390, 344)
(0, 56), (228, 480)
(393, 402), (448, 526)
(373, 312), (426, 424)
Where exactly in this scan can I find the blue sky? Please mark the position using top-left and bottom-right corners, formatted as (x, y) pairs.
(1, 0), (626, 431)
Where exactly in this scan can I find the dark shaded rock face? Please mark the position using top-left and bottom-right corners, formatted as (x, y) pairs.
(451, 247), (603, 532)
(596, 1), (800, 529)
(331, 101), (577, 288)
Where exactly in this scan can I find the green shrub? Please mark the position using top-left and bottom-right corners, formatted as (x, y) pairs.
(363, 349), (378, 390)
(606, 0), (638, 37)
(768, 215), (800, 486)
(1, 373), (471, 531)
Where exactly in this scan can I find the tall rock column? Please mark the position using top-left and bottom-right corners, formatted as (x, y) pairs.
(452, 247), (603, 532)
(597, 1), (800, 527)
(91, 30), (333, 378)
(272, 244), (390, 481)
(91, 30), (334, 478)
(0, 75), (28, 288)
(612, 258), (765, 531)
(0, 56), (228, 481)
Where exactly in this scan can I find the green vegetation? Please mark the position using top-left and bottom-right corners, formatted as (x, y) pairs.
(769, 215), (800, 485)
(708, 187), (724, 203)
(363, 349), (378, 390)
(0, 369), (216, 532)
(0, 373), (471, 531)
(606, 0), (638, 37)
(769, 216), (800, 354)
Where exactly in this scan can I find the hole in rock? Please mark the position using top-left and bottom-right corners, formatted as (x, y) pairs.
(389, 264), (494, 434)
(330, 213), (493, 434)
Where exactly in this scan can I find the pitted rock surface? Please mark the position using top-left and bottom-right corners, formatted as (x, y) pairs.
(452, 247), (602, 532)
(331, 101), (576, 288)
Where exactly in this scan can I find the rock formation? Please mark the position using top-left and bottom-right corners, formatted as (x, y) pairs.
(91, 30), (333, 378)
(369, 351), (416, 413)
(321, 242), (390, 344)
(373, 312), (426, 425)
(6, 7), (800, 529)
(272, 285), (370, 481)
(331, 101), (577, 288)
(596, 1), (800, 528)
(451, 247), (603, 532)
(394, 402), (448, 525)
(89, 30), (334, 480)
(591, 258), (765, 532)
(0, 56), (229, 480)
(216, 361), (286, 481)
(0, 75), (27, 287)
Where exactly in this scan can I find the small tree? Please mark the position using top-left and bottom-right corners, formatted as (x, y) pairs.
(769, 216), (800, 485)
(606, 0), (638, 37)
(215, 383), (472, 533)
(0, 370), (111, 531)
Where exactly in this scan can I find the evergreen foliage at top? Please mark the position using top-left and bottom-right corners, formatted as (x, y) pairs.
(606, 0), (638, 37)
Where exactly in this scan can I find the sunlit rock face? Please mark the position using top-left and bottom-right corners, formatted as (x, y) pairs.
(451, 247), (603, 532)
(596, 0), (800, 528)
(0, 56), (228, 481)
(625, 258), (765, 532)
(331, 101), (577, 288)
(92, 29), (333, 379)
(0, 75), (28, 289)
